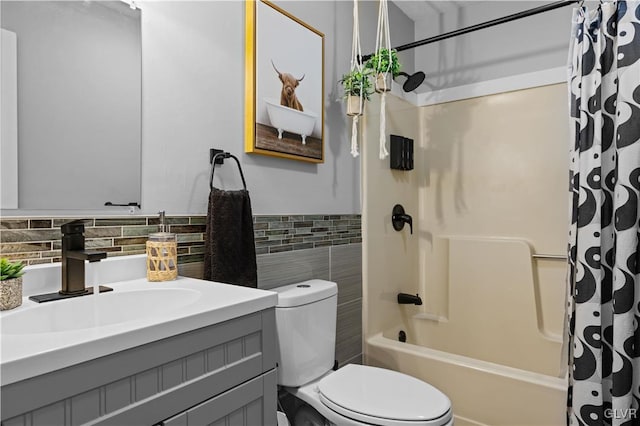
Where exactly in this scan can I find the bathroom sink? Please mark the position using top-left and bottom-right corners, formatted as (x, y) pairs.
(1, 276), (278, 386)
(1, 288), (201, 334)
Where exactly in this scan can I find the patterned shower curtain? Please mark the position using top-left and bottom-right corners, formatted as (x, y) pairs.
(567, 1), (640, 425)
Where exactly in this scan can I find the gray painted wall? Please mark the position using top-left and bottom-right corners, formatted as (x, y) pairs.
(408, 0), (576, 90)
(1, 1), (141, 209)
(141, 1), (414, 215)
(0, 1), (413, 216)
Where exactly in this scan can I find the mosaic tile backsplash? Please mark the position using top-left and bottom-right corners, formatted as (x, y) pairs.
(0, 215), (362, 265)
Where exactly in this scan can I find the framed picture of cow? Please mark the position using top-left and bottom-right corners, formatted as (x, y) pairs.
(244, 0), (324, 163)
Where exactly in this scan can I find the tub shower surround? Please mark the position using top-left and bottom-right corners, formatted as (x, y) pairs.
(0, 215), (361, 265)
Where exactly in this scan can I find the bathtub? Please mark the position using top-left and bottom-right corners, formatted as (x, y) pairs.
(361, 237), (568, 425)
(264, 98), (318, 144)
(366, 330), (566, 426)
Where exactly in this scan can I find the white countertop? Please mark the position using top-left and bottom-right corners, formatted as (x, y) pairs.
(0, 277), (277, 386)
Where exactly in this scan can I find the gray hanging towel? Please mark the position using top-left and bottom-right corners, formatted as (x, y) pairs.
(204, 188), (257, 288)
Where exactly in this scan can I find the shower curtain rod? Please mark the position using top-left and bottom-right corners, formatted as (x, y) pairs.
(362, 0), (579, 61)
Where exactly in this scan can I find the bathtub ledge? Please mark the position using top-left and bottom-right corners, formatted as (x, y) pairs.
(367, 333), (566, 390)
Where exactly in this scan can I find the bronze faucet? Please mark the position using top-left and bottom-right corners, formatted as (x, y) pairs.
(60, 220), (108, 295)
(30, 220), (111, 303)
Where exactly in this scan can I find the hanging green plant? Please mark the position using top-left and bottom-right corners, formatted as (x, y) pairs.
(340, 69), (374, 99)
(340, 68), (373, 116)
(372, 0), (394, 159)
(366, 48), (401, 77)
(347, 0), (365, 157)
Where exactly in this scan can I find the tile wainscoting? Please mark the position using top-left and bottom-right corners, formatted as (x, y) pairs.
(0, 214), (363, 366)
(0, 215), (361, 265)
(255, 243), (363, 367)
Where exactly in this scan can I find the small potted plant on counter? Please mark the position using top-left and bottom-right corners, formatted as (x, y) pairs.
(1, 258), (25, 310)
(366, 48), (401, 92)
(340, 68), (373, 116)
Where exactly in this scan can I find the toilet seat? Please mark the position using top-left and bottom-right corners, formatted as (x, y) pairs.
(317, 364), (452, 426)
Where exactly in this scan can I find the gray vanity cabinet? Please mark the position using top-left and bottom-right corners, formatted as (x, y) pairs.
(161, 370), (276, 426)
(1, 309), (277, 426)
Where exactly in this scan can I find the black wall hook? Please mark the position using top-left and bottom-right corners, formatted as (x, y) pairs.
(210, 148), (225, 165)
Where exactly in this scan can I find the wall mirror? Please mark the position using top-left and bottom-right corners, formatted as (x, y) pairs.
(1, 1), (141, 213)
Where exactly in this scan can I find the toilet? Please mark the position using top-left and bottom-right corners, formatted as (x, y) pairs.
(273, 279), (453, 426)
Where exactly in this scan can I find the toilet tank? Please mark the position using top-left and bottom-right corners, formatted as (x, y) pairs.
(273, 280), (337, 387)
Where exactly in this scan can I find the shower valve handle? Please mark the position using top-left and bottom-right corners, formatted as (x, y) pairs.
(392, 204), (413, 234)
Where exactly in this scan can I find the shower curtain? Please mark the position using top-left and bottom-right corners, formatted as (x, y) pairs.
(567, 1), (640, 425)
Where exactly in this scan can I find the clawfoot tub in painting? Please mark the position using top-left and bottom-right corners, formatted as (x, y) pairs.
(264, 99), (318, 145)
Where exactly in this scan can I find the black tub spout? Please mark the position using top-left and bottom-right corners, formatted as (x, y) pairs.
(397, 293), (422, 305)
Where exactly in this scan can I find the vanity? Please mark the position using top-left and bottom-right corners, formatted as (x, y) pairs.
(0, 258), (278, 426)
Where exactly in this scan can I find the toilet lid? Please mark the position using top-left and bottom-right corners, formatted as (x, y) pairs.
(318, 364), (451, 425)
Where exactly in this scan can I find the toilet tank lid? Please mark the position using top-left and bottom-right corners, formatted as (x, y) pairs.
(273, 280), (337, 307)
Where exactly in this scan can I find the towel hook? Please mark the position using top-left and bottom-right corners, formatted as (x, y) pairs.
(209, 150), (247, 191)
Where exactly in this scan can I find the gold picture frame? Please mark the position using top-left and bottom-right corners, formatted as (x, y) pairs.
(244, 0), (325, 163)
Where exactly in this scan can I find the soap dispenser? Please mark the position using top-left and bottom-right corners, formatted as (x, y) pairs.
(146, 211), (178, 281)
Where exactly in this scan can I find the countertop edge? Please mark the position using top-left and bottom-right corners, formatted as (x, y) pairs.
(1, 280), (278, 386)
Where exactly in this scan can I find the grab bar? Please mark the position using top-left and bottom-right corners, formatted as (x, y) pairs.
(532, 254), (566, 261)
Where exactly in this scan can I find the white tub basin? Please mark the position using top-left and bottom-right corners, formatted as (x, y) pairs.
(2, 288), (201, 334)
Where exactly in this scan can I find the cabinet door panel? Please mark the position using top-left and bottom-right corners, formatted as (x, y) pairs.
(162, 412), (187, 426)
(162, 371), (277, 426)
(188, 375), (263, 424)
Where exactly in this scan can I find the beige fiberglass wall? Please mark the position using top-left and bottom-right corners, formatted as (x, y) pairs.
(362, 93), (421, 340)
(363, 83), (569, 376)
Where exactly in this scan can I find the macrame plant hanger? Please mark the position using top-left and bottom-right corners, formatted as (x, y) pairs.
(348, 0), (363, 158)
(374, 0), (392, 159)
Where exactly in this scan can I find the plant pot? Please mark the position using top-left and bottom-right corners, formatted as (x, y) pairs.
(375, 73), (392, 92)
(1, 277), (22, 310)
(346, 95), (363, 116)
